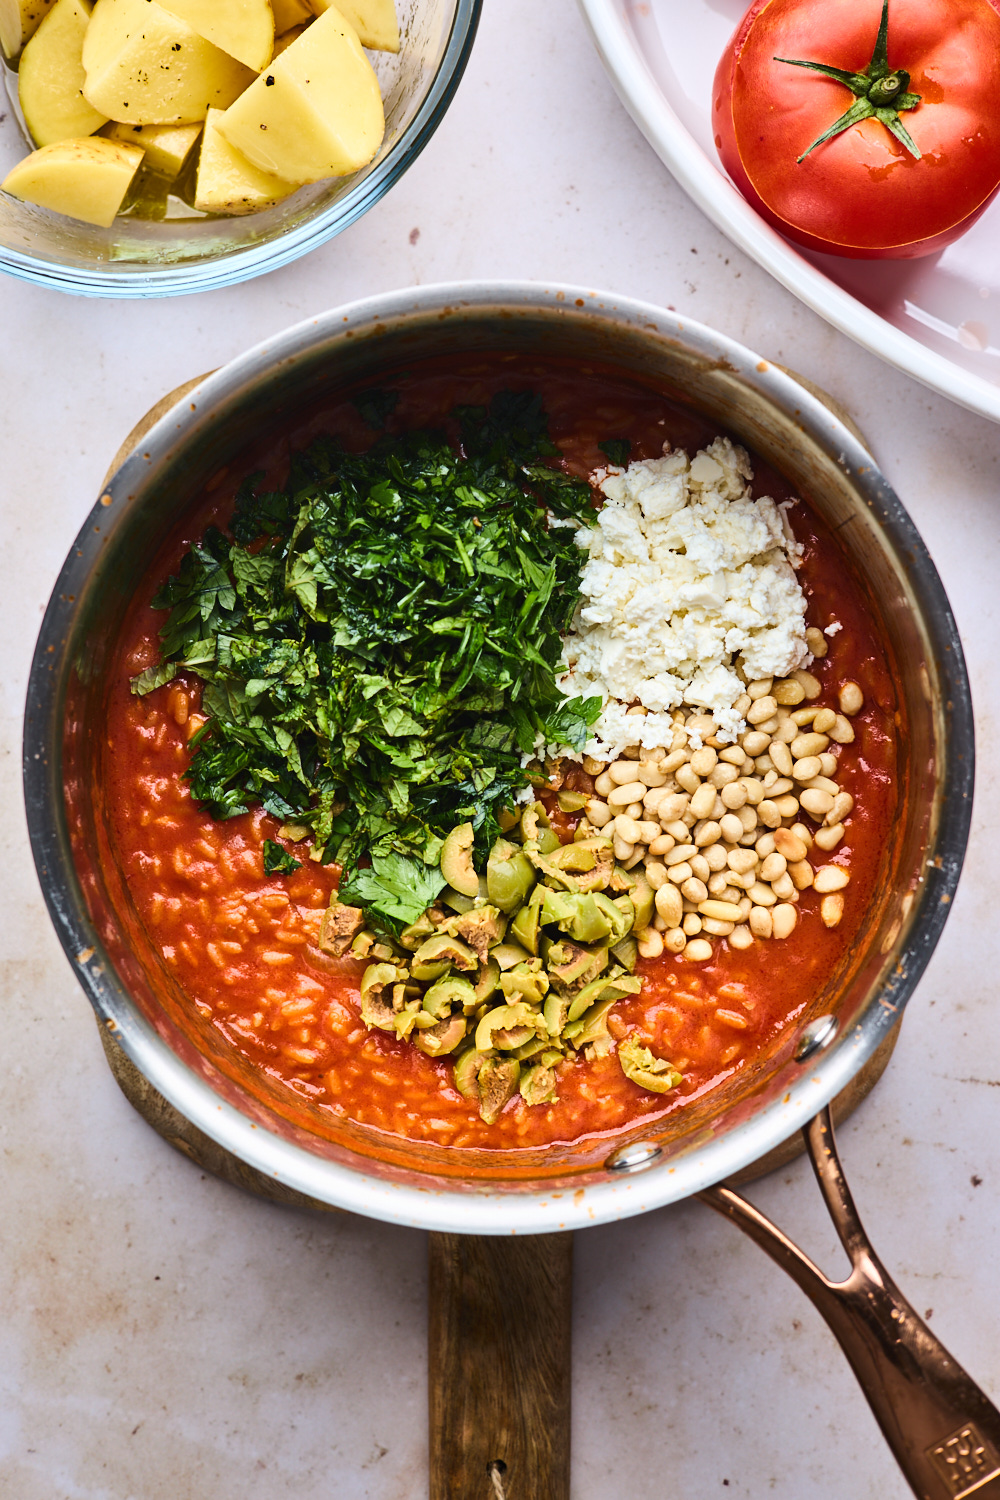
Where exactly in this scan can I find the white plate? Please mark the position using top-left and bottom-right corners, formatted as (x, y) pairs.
(578, 0), (1000, 423)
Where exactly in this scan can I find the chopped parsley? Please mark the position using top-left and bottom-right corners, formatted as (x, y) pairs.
(133, 391), (601, 929)
(262, 839), (302, 876)
(598, 438), (631, 468)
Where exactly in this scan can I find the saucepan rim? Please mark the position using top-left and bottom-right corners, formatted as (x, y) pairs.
(22, 280), (974, 1234)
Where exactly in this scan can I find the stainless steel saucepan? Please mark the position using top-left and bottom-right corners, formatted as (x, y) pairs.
(24, 283), (995, 1500)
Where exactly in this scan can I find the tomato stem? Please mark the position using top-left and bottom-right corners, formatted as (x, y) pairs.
(775, 0), (922, 163)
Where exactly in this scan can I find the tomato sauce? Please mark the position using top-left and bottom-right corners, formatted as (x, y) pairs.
(102, 356), (898, 1154)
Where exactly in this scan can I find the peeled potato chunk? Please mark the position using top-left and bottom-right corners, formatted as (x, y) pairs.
(103, 119), (201, 176)
(0, 0), (56, 59)
(19, 0), (108, 146)
(309, 0), (397, 52)
(156, 0), (273, 72)
(82, 0), (254, 125)
(194, 106), (300, 214)
(272, 0), (311, 30)
(217, 6), (383, 183)
(1, 134), (142, 225)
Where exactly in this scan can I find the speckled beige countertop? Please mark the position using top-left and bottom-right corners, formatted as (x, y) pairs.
(1, 1), (998, 1496)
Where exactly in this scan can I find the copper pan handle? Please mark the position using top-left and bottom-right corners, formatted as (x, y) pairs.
(700, 1107), (1000, 1500)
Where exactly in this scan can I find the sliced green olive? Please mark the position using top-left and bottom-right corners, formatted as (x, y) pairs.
(514, 1034), (562, 1061)
(546, 940), (608, 993)
(547, 843), (597, 873)
(359, 963), (401, 1031)
(449, 904), (507, 961)
(610, 934), (639, 973)
(475, 1002), (542, 1052)
(491, 940), (533, 971)
(499, 960), (550, 1007)
(422, 974), (476, 1019)
(593, 891), (634, 943)
(412, 932), (478, 972)
(497, 806), (520, 832)
(452, 1046), (487, 1099)
(563, 996), (618, 1047)
(440, 822), (479, 897)
(486, 838), (536, 913)
(561, 892), (615, 944)
(630, 869), (655, 933)
(557, 790), (589, 812)
(393, 999), (425, 1042)
(478, 1057), (521, 1123)
(520, 801), (551, 843)
(509, 891), (542, 955)
(473, 956), (501, 1006)
(618, 1035), (682, 1094)
(440, 884), (476, 914)
(543, 991), (571, 1037)
(398, 913), (437, 951)
(410, 958), (452, 982)
(415, 1014), (468, 1057)
(520, 1061), (559, 1106)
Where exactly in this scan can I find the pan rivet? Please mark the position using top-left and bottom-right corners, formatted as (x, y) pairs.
(605, 1140), (662, 1174)
(795, 1014), (838, 1062)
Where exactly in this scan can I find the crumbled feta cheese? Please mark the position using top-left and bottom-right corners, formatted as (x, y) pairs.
(560, 436), (809, 758)
(824, 620), (843, 636)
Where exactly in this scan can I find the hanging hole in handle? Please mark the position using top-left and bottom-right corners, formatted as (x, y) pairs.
(487, 1458), (508, 1498)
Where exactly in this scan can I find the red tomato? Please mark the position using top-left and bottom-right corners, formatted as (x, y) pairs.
(713, 0), (1000, 258)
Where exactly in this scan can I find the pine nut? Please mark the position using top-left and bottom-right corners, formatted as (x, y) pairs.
(649, 833), (676, 856)
(755, 831), (776, 857)
(800, 788), (835, 818)
(699, 899), (743, 922)
(594, 771), (614, 797)
(689, 782), (716, 820)
(812, 707), (836, 733)
(814, 823), (844, 850)
(759, 852), (787, 882)
(792, 755), (823, 782)
(736, 896), (753, 920)
(688, 714), (716, 739)
(728, 848), (758, 874)
(772, 903), (797, 939)
(637, 820), (661, 844)
(769, 740), (793, 776)
(667, 862), (693, 885)
(736, 805), (759, 833)
(738, 776), (765, 806)
(607, 760), (636, 784)
(755, 716), (780, 734)
(827, 791), (854, 824)
(682, 914), (703, 936)
(741, 731), (771, 756)
(636, 762), (668, 787)
(676, 764), (701, 794)
(769, 778), (795, 797)
(717, 812), (743, 844)
(614, 814), (642, 843)
(689, 747), (717, 777)
(586, 798), (613, 827)
(789, 859), (814, 890)
(771, 872), (795, 899)
(749, 906), (772, 938)
(694, 819), (723, 847)
(721, 781), (748, 811)
(791, 706), (819, 727)
(790, 822), (814, 848)
(663, 819), (692, 841)
(665, 843), (697, 865)
(829, 714), (855, 744)
(703, 842), (728, 871)
(773, 828), (807, 862)
(582, 755), (605, 775)
(773, 678), (806, 705)
(719, 746), (746, 766)
(682, 877), (709, 904)
(814, 865), (850, 892)
(655, 883), (683, 925)
(730, 924), (754, 950)
(689, 854), (710, 882)
(818, 753), (839, 777)
(665, 926), (687, 953)
(747, 695), (778, 724)
(684, 938), (713, 961)
(805, 626), (828, 658)
(839, 681), (864, 715)
(710, 763), (739, 789)
(747, 678), (774, 699)
(792, 732), (829, 759)
(613, 836), (635, 861)
(660, 747), (688, 773)
(748, 882), (776, 907)
(734, 693), (753, 716)
(758, 799), (781, 829)
(637, 928), (664, 958)
(702, 918), (735, 936)
(793, 669), (822, 699)
(821, 893), (844, 927)
(657, 792), (689, 822)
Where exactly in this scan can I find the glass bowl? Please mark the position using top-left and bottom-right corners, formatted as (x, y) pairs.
(0, 0), (481, 297)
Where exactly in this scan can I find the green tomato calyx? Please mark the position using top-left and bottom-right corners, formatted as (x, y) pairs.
(775, 0), (922, 163)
